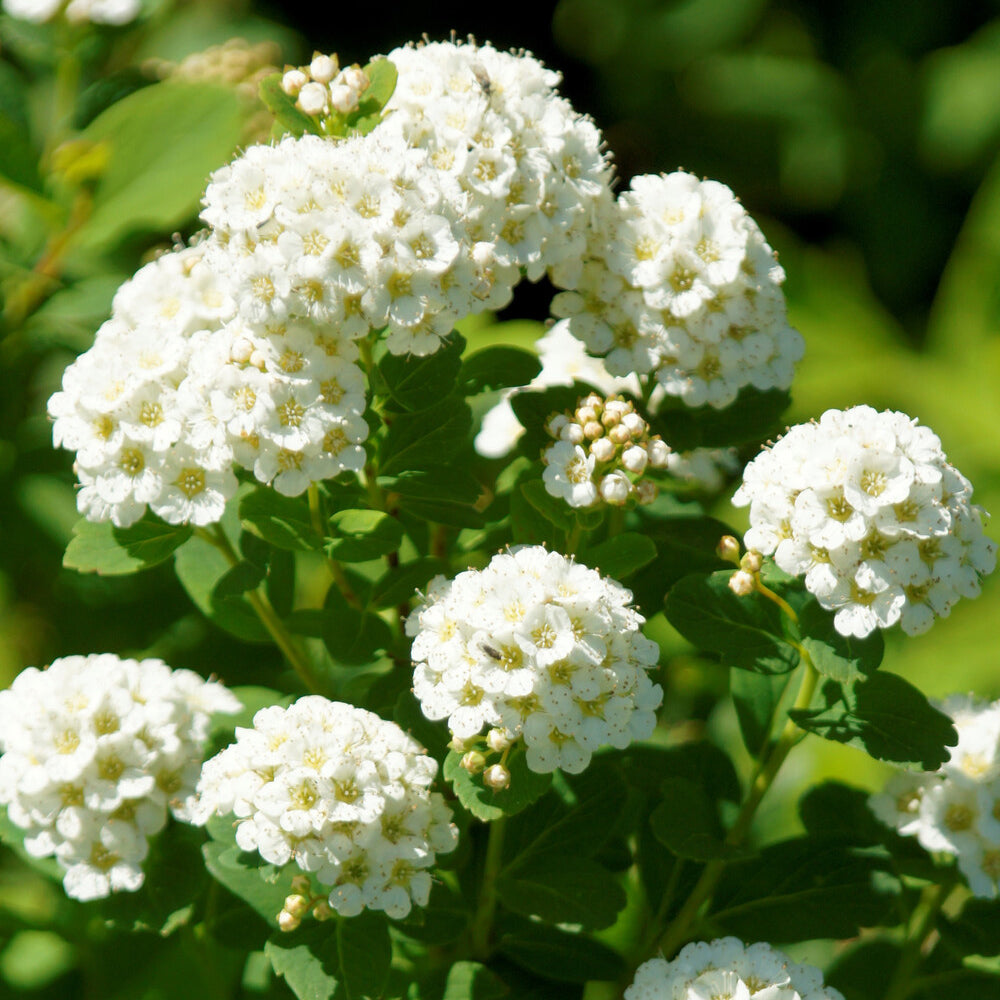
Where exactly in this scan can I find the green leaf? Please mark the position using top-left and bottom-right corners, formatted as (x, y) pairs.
(265, 924), (339, 1000)
(258, 72), (324, 138)
(202, 838), (297, 929)
(730, 669), (794, 756)
(519, 479), (576, 531)
(322, 583), (393, 666)
(797, 599), (885, 684)
(73, 81), (244, 252)
(790, 672), (958, 768)
(459, 346), (541, 395)
(630, 514), (735, 595)
(23, 274), (124, 351)
(0, 61), (41, 192)
(826, 940), (903, 1000)
(240, 489), (321, 551)
(0, 806), (64, 883)
(378, 332), (464, 411)
(438, 962), (508, 1000)
(504, 771), (628, 865)
(651, 386), (791, 450)
(395, 879), (470, 946)
(344, 58), (399, 135)
(664, 570), (801, 674)
(650, 776), (743, 861)
(710, 837), (895, 942)
(394, 691), (451, 763)
(380, 470), (482, 505)
(798, 781), (888, 847)
(380, 395), (472, 475)
(443, 746), (552, 821)
(63, 517), (192, 575)
(335, 910), (391, 1000)
(508, 482), (565, 547)
(613, 741), (741, 803)
(175, 534), (270, 642)
(496, 917), (624, 983)
(578, 533), (658, 581)
(497, 854), (626, 929)
(327, 509), (404, 562)
(939, 898), (1000, 957)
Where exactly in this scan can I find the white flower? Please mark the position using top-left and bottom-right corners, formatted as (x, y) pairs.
(625, 938), (844, 1000)
(543, 441), (597, 507)
(0, 654), (239, 901)
(733, 406), (997, 638)
(193, 698), (457, 919)
(407, 546), (662, 776)
(870, 695), (1000, 899)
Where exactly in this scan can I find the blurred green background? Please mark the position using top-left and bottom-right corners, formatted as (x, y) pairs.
(1, 0), (999, 994)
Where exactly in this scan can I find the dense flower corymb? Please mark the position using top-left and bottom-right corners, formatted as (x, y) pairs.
(192, 698), (457, 919)
(0, 654), (240, 901)
(407, 545), (663, 775)
(733, 405), (996, 637)
(870, 694), (1000, 898)
(625, 937), (845, 1000)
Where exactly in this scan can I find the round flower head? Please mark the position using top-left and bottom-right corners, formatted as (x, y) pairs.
(192, 698), (457, 919)
(552, 171), (804, 409)
(406, 545), (663, 775)
(3, 0), (140, 22)
(732, 406), (997, 638)
(47, 243), (369, 526)
(870, 694), (1000, 898)
(0, 654), (240, 901)
(625, 937), (844, 1000)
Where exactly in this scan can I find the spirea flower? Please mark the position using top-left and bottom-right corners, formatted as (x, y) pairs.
(383, 38), (614, 283)
(625, 938), (844, 1000)
(3, 0), (140, 22)
(541, 393), (670, 508)
(551, 171), (804, 409)
(47, 244), (368, 527)
(870, 694), (1000, 898)
(191, 698), (458, 919)
(406, 546), (663, 775)
(732, 405), (997, 637)
(0, 654), (240, 902)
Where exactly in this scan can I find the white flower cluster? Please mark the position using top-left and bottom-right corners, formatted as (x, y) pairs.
(407, 545), (662, 775)
(192, 697), (457, 919)
(870, 694), (1000, 899)
(552, 171), (804, 409)
(625, 938), (844, 1000)
(732, 406), (997, 637)
(2, 0), (139, 23)
(542, 393), (670, 508)
(0, 653), (239, 902)
(280, 53), (371, 118)
(383, 39), (612, 284)
(48, 244), (368, 527)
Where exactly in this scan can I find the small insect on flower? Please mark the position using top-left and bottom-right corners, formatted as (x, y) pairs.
(480, 643), (502, 661)
(471, 62), (492, 96)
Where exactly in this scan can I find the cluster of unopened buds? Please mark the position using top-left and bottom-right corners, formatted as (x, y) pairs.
(277, 874), (335, 932)
(718, 536), (765, 596)
(542, 394), (670, 508)
(453, 728), (516, 791)
(281, 52), (371, 118)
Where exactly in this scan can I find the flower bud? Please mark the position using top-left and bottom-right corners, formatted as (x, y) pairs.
(717, 535), (741, 565)
(297, 81), (329, 116)
(728, 570), (755, 596)
(231, 336), (254, 364)
(621, 445), (648, 474)
(547, 414), (570, 438)
(461, 750), (486, 774)
(290, 874), (312, 895)
(599, 471), (631, 506)
(647, 438), (670, 469)
(590, 437), (615, 462)
(583, 421), (604, 440)
(486, 728), (513, 753)
(329, 83), (359, 114)
(621, 412), (646, 437)
(340, 67), (369, 92)
(608, 424), (631, 445)
(577, 405), (598, 425)
(448, 736), (469, 753)
(281, 69), (308, 96)
(601, 408), (621, 428)
(312, 901), (333, 921)
(483, 764), (510, 791)
(636, 480), (658, 505)
(562, 423), (585, 445)
(309, 53), (339, 83)
(741, 550), (763, 574)
(284, 893), (310, 919)
(278, 909), (301, 933)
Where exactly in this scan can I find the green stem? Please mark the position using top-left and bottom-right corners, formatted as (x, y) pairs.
(654, 660), (820, 959)
(883, 882), (949, 1000)
(308, 485), (362, 609)
(565, 521), (584, 555)
(197, 526), (323, 694)
(754, 579), (800, 624)
(470, 817), (507, 960)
